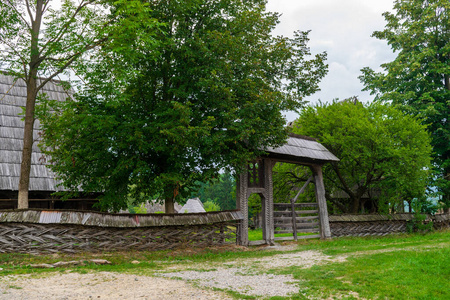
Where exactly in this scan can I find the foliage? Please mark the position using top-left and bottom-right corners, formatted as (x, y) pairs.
(0, 0), (159, 208)
(39, 0), (328, 212)
(247, 193), (262, 228)
(359, 0), (450, 211)
(272, 162), (316, 204)
(406, 214), (434, 234)
(127, 203), (148, 214)
(202, 200), (221, 212)
(406, 198), (435, 233)
(190, 171), (236, 211)
(291, 100), (433, 214)
(410, 197), (439, 215)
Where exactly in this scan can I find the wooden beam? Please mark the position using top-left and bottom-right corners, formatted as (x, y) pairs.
(311, 165), (331, 239)
(290, 176), (313, 241)
(274, 203), (318, 208)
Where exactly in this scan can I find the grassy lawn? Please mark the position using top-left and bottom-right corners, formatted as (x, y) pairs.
(0, 230), (448, 299)
(248, 228), (316, 241)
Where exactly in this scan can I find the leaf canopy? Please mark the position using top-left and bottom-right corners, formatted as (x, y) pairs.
(359, 0), (449, 209)
(39, 0), (328, 211)
(290, 100), (432, 214)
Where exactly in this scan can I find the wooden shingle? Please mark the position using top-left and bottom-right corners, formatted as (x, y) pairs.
(0, 74), (71, 192)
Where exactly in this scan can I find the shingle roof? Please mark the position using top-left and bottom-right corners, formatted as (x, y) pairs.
(265, 133), (339, 164)
(0, 73), (71, 191)
(180, 198), (206, 213)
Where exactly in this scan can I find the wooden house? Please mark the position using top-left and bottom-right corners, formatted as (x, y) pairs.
(0, 73), (98, 210)
(180, 198), (206, 213)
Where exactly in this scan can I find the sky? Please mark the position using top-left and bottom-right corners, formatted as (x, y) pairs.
(265, 0), (397, 121)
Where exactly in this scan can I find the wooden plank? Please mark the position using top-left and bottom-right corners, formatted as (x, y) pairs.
(274, 223), (319, 229)
(275, 228), (319, 234)
(274, 219), (319, 225)
(274, 216), (319, 222)
(274, 234), (320, 241)
(274, 203), (318, 208)
(273, 210), (319, 216)
(273, 211), (293, 217)
(296, 210), (319, 214)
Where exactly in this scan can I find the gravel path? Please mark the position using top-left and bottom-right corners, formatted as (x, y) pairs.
(0, 272), (232, 300)
(0, 248), (344, 299)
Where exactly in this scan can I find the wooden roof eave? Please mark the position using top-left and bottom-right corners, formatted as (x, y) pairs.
(263, 152), (338, 166)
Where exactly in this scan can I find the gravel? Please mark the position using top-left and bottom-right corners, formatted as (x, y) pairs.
(0, 272), (231, 300)
(0, 249), (344, 299)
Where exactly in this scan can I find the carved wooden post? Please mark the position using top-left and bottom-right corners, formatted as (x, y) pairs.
(311, 164), (331, 239)
(262, 158), (275, 245)
(236, 172), (249, 246)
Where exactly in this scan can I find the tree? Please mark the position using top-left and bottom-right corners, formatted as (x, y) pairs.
(272, 163), (316, 204)
(291, 100), (432, 214)
(0, 0), (158, 209)
(39, 0), (328, 212)
(191, 171), (236, 211)
(359, 0), (449, 212)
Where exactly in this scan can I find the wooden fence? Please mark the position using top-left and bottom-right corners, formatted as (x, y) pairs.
(1, 210), (449, 254)
(0, 209), (243, 254)
(329, 213), (450, 237)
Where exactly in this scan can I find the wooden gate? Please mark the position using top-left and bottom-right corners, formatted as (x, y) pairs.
(273, 202), (320, 241)
(273, 176), (320, 241)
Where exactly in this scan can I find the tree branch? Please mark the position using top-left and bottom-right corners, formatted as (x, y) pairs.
(331, 162), (355, 199)
(4, 0), (32, 31)
(24, 0), (34, 23)
(37, 38), (106, 91)
(39, 0), (98, 55)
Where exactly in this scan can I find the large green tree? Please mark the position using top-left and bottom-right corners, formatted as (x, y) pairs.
(360, 0), (449, 211)
(291, 100), (432, 214)
(0, 0), (157, 208)
(39, 0), (328, 212)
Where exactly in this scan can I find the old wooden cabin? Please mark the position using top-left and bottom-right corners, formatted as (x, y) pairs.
(0, 73), (98, 209)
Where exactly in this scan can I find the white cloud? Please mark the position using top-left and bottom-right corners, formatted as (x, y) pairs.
(266, 0), (397, 121)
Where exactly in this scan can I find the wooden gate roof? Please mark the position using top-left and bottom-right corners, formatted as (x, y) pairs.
(264, 133), (339, 164)
(0, 73), (70, 191)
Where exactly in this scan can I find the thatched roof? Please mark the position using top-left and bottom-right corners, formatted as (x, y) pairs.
(0, 73), (71, 192)
(265, 133), (339, 164)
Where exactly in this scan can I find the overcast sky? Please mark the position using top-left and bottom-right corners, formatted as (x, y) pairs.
(266, 0), (397, 121)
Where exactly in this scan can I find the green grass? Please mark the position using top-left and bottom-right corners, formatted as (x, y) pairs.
(248, 228), (315, 241)
(0, 230), (448, 299)
(283, 246), (450, 299)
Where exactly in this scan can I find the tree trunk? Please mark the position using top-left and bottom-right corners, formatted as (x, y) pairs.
(17, 80), (38, 209)
(350, 196), (360, 214)
(165, 196), (175, 214)
(17, 0), (44, 209)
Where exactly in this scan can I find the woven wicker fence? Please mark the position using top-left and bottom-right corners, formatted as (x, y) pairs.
(0, 209), (242, 254)
(329, 213), (450, 237)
